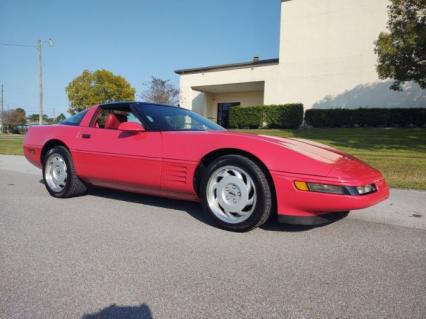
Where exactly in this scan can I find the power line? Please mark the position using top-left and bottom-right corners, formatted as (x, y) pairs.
(1, 39), (53, 125)
(0, 42), (35, 48)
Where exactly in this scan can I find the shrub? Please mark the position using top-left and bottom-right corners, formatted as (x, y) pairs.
(264, 104), (304, 129)
(229, 106), (264, 129)
(229, 104), (304, 129)
(305, 108), (426, 128)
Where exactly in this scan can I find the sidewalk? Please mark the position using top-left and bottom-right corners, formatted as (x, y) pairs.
(1, 154), (425, 230)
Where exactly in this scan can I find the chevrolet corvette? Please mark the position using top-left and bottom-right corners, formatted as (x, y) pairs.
(23, 102), (389, 231)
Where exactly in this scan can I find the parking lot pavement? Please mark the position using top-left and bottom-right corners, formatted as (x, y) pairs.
(0, 154), (40, 175)
(1, 156), (426, 318)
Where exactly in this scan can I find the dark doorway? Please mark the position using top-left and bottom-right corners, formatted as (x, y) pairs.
(217, 102), (240, 128)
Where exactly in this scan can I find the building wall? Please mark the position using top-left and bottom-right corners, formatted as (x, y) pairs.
(179, 0), (426, 114)
(179, 63), (278, 111)
(205, 91), (264, 121)
(274, 0), (425, 108)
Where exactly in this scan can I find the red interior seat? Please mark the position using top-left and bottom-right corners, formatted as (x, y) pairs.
(104, 113), (127, 129)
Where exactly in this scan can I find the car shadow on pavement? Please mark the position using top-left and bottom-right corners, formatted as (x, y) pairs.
(40, 180), (339, 232)
(88, 187), (340, 232)
(260, 213), (349, 232)
(87, 187), (216, 227)
(260, 220), (317, 232)
(82, 303), (152, 319)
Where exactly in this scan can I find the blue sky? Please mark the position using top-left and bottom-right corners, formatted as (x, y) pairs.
(0, 0), (280, 116)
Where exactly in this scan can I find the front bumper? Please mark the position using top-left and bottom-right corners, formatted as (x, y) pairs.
(272, 172), (389, 225)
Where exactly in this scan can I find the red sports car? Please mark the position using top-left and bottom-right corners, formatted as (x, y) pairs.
(24, 102), (389, 231)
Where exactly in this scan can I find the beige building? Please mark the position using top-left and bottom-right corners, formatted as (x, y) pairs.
(176, 0), (426, 127)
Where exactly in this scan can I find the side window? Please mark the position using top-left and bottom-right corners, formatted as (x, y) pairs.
(92, 108), (142, 130)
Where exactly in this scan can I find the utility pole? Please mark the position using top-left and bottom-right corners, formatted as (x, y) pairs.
(1, 84), (3, 133)
(0, 39), (53, 126)
(37, 40), (43, 125)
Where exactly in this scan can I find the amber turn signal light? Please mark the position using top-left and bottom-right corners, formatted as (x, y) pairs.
(294, 181), (309, 191)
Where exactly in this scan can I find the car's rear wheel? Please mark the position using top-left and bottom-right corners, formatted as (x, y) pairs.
(201, 155), (273, 232)
(43, 146), (87, 198)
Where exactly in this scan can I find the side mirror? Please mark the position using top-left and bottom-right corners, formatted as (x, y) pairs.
(118, 122), (145, 132)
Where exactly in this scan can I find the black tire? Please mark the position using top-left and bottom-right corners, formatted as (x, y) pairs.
(200, 155), (273, 232)
(42, 146), (87, 198)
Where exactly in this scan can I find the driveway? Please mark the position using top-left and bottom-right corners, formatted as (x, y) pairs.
(1, 155), (425, 318)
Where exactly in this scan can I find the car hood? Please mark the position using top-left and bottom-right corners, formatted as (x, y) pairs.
(228, 132), (382, 181)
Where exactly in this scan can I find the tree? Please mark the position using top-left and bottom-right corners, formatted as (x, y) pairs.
(66, 69), (136, 114)
(55, 113), (66, 123)
(44, 117), (55, 124)
(375, 0), (426, 90)
(27, 113), (50, 123)
(141, 76), (179, 105)
(28, 113), (40, 122)
(3, 108), (26, 132)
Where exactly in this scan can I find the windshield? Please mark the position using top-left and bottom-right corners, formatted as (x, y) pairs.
(135, 104), (225, 131)
(60, 110), (87, 126)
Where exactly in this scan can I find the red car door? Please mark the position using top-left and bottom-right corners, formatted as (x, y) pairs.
(73, 111), (163, 194)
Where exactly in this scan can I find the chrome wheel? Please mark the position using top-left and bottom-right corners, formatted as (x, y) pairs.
(206, 165), (257, 224)
(44, 153), (68, 192)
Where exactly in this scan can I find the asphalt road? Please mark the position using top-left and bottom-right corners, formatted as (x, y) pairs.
(1, 156), (425, 318)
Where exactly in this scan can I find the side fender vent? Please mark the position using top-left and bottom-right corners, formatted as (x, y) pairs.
(164, 164), (188, 185)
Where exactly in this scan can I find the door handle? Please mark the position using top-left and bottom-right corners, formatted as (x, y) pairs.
(82, 133), (91, 139)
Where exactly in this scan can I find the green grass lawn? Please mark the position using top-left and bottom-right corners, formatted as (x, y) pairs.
(0, 136), (24, 155)
(1, 129), (425, 190)
(235, 128), (426, 190)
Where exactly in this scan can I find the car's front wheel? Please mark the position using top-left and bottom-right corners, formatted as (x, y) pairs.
(43, 146), (87, 198)
(201, 155), (273, 232)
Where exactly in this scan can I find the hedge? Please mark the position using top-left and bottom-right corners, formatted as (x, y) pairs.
(264, 104), (304, 129)
(305, 108), (426, 128)
(229, 104), (304, 129)
(228, 106), (264, 129)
